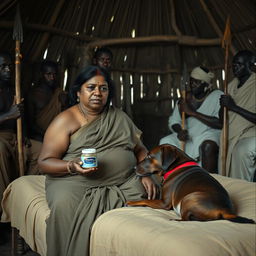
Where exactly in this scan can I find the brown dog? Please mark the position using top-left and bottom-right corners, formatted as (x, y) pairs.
(127, 144), (255, 223)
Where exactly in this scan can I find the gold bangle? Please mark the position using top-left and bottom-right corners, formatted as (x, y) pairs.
(67, 161), (77, 175)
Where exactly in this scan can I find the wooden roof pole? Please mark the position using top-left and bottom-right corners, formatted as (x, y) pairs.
(30, 0), (66, 61)
(0, 22), (221, 47)
(199, 0), (236, 54)
(0, 21), (95, 42)
(170, 0), (182, 36)
(87, 35), (220, 48)
(112, 63), (230, 74)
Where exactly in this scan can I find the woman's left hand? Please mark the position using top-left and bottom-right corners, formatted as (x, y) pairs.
(141, 176), (157, 200)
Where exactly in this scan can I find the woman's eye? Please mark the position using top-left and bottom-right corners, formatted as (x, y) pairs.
(87, 86), (95, 91)
(100, 86), (109, 92)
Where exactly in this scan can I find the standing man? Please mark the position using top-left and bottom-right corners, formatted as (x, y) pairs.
(219, 50), (256, 181)
(160, 66), (223, 173)
(0, 52), (21, 216)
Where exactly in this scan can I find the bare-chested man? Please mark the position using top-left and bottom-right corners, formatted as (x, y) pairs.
(26, 60), (68, 143)
(0, 52), (22, 220)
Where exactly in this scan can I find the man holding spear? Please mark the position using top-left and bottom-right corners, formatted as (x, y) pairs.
(0, 52), (22, 215)
(160, 66), (223, 173)
(219, 50), (256, 181)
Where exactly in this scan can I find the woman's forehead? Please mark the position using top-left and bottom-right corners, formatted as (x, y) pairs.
(85, 75), (107, 84)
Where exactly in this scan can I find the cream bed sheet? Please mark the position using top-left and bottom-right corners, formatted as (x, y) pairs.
(90, 174), (256, 256)
(1, 174), (255, 256)
(1, 175), (49, 256)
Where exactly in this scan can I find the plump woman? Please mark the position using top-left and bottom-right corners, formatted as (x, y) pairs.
(38, 65), (157, 256)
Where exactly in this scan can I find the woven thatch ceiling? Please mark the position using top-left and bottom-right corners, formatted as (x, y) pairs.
(0, 0), (255, 74)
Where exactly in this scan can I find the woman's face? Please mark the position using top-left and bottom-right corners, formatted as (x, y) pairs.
(77, 75), (109, 111)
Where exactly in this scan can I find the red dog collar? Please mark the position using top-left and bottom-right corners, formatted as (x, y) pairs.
(163, 161), (199, 180)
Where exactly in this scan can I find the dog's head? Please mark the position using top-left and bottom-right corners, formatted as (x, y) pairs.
(135, 144), (193, 177)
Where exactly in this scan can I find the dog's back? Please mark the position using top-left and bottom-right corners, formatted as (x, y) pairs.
(128, 144), (255, 224)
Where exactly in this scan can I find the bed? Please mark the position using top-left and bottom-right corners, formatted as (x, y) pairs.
(1, 174), (255, 256)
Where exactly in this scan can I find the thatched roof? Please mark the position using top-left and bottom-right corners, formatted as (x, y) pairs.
(0, 0), (255, 147)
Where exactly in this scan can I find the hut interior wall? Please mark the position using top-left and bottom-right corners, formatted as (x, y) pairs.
(0, 0), (255, 149)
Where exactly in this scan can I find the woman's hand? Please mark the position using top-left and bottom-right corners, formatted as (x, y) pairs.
(141, 176), (157, 200)
(68, 158), (98, 175)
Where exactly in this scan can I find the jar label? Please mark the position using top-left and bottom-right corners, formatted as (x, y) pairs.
(81, 156), (97, 168)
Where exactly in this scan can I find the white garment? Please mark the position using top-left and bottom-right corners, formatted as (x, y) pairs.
(219, 73), (256, 181)
(160, 90), (223, 162)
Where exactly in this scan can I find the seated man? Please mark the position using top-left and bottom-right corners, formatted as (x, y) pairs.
(219, 50), (256, 181)
(26, 60), (68, 142)
(25, 60), (68, 174)
(160, 66), (223, 173)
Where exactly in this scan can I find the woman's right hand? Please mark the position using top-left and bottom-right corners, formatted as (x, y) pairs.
(68, 158), (98, 175)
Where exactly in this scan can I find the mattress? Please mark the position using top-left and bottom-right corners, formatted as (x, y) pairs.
(90, 174), (256, 256)
(1, 174), (255, 256)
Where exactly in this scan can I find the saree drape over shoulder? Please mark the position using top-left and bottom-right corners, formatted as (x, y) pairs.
(45, 107), (146, 256)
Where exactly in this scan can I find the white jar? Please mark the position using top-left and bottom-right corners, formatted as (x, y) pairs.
(81, 148), (97, 168)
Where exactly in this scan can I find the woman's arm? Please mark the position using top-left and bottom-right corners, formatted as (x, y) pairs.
(134, 140), (157, 199)
(134, 139), (148, 163)
(38, 111), (72, 176)
(38, 109), (98, 176)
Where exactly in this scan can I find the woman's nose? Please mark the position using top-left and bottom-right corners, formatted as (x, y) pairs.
(94, 86), (102, 95)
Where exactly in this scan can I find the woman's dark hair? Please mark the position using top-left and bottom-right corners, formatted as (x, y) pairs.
(69, 65), (114, 107)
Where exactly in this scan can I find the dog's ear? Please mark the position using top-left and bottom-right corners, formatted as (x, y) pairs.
(161, 145), (177, 170)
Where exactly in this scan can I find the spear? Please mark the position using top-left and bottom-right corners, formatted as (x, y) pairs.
(221, 16), (231, 176)
(180, 63), (188, 151)
(13, 4), (25, 176)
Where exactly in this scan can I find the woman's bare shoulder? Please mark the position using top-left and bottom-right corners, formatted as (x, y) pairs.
(48, 106), (80, 134)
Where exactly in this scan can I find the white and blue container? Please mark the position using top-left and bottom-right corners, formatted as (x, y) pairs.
(81, 148), (97, 168)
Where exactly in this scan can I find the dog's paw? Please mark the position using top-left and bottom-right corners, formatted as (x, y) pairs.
(125, 201), (134, 207)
